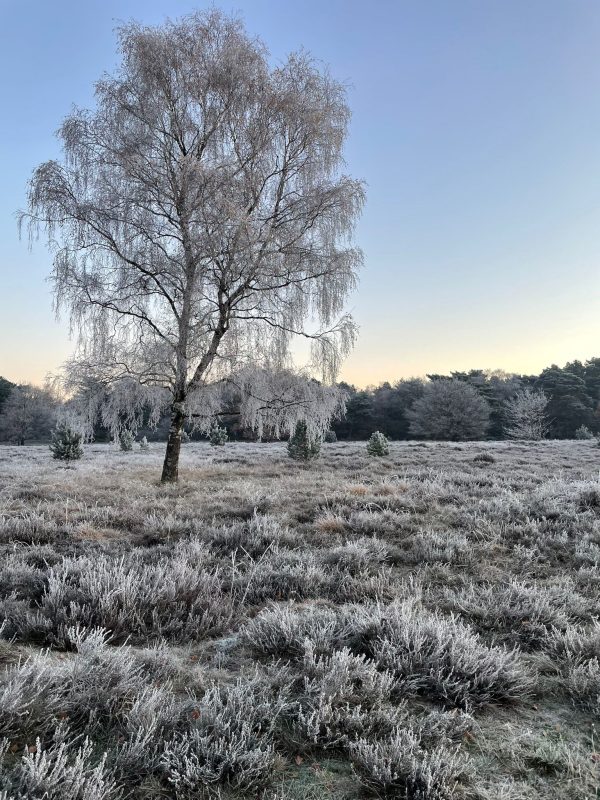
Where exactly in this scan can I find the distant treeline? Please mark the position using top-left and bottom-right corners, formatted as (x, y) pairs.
(333, 359), (600, 440)
(2, 358), (600, 443)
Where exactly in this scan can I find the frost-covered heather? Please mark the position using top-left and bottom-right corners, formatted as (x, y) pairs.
(0, 440), (599, 798)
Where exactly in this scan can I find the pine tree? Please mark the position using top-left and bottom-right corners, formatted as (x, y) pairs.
(287, 421), (321, 461)
(119, 430), (134, 452)
(50, 425), (83, 461)
(367, 431), (390, 456)
(209, 425), (228, 446)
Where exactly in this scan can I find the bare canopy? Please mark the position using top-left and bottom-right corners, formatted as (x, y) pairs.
(23, 10), (364, 481)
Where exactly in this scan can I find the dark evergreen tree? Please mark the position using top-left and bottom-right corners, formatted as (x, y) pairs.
(371, 379), (425, 439)
(50, 425), (83, 461)
(581, 358), (600, 405)
(332, 384), (375, 439)
(535, 366), (595, 438)
(287, 421), (321, 460)
(0, 377), (14, 415)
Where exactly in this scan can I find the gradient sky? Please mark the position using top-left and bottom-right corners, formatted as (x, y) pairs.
(2, 0), (600, 387)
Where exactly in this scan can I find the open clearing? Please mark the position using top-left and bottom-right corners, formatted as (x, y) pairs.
(0, 440), (599, 799)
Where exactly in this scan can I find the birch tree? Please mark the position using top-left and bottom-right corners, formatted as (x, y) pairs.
(503, 388), (549, 440)
(22, 10), (364, 481)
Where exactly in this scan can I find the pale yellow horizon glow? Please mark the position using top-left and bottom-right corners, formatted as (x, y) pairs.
(5, 321), (600, 390)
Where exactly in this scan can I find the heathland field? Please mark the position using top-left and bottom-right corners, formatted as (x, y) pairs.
(0, 440), (599, 799)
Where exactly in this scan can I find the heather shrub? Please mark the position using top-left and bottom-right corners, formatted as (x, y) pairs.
(138, 435), (149, 451)
(160, 676), (289, 795)
(242, 604), (351, 659)
(544, 622), (600, 667)
(561, 659), (600, 713)
(323, 429), (337, 443)
(399, 530), (470, 566)
(206, 515), (298, 559)
(473, 452), (495, 464)
(544, 624), (600, 711)
(349, 730), (468, 799)
(34, 554), (235, 645)
(295, 695), (403, 752)
(329, 567), (397, 603)
(287, 421), (320, 461)
(0, 627), (181, 745)
(0, 736), (120, 800)
(239, 551), (330, 604)
(293, 644), (402, 748)
(321, 538), (388, 575)
(436, 581), (571, 649)
(366, 431), (389, 457)
(0, 650), (63, 742)
(575, 425), (594, 440)
(349, 601), (533, 708)
(49, 425), (83, 462)
(300, 643), (397, 708)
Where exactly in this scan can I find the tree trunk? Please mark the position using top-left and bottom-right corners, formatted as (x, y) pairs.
(161, 404), (185, 483)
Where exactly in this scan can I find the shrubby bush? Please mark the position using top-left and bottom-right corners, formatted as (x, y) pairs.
(323, 429), (337, 443)
(473, 452), (495, 464)
(0, 735), (120, 800)
(0, 627), (181, 745)
(238, 549), (330, 604)
(348, 601), (533, 709)
(349, 729), (468, 799)
(9, 551), (235, 646)
(293, 644), (402, 748)
(243, 601), (532, 710)
(435, 581), (571, 649)
(545, 622), (600, 668)
(206, 515), (298, 559)
(329, 568), (397, 604)
(561, 659), (600, 713)
(160, 676), (289, 795)
(242, 604), (351, 660)
(544, 623), (600, 712)
(321, 538), (388, 576)
(399, 530), (470, 566)
(0, 629), (294, 797)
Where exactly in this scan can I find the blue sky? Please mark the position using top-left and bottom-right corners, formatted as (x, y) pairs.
(2, 0), (600, 386)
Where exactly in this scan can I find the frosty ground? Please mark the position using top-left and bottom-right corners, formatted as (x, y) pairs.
(0, 440), (599, 799)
